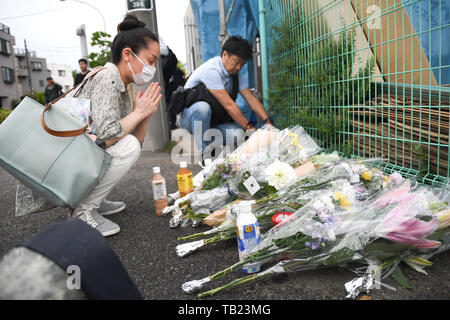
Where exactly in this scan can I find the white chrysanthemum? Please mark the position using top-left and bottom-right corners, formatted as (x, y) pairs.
(265, 161), (297, 191)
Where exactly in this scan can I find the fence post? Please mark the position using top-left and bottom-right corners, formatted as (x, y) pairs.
(258, 0), (269, 112)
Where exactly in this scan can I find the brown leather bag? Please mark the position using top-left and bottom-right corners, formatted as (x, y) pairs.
(41, 67), (106, 138)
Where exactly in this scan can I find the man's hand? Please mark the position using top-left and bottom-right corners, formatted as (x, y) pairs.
(133, 82), (162, 121)
(244, 127), (257, 140)
(263, 122), (276, 130)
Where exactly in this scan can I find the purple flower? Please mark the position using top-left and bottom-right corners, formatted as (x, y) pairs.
(322, 215), (336, 224)
(221, 173), (230, 179)
(306, 237), (322, 250)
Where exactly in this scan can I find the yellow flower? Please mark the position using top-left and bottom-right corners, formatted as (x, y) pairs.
(334, 191), (350, 209)
(340, 197), (351, 209)
(334, 191), (343, 201)
(384, 175), (389, 182)
(361, 170), (372, 181)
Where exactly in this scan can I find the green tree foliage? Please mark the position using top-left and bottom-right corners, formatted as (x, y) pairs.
(268, 5), (374, 155)
(25, 91), (45, 105)
(89, 31), (112, 68)
(177, 61), (188, 76)
(0, 108), (13, 124)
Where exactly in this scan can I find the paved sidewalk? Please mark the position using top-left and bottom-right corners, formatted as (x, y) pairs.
(0, 150), (449, 300)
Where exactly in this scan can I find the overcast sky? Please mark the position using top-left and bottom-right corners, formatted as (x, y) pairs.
(0, 0), (190, 71)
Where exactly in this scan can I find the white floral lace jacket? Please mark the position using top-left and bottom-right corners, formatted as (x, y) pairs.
(77, 62), (132, 140)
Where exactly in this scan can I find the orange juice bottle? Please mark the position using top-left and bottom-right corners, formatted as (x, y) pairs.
(177, 161), (194, 197)
(152, 167), (168, 216)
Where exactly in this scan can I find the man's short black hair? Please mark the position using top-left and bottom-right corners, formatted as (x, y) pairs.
(221, 36), (253, 61)
(78, 58), (88, 64)
(46, 77), (53, 81)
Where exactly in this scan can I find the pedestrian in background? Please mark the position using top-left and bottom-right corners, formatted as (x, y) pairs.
(44, 77), (63, 104)
(74, 58), (91, 86)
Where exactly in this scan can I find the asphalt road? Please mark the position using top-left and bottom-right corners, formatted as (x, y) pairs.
(0, 150), (449, 300)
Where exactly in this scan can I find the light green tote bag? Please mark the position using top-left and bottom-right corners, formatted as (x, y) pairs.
(0, 68), (111, 209)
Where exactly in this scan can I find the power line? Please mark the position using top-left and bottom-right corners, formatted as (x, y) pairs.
(27, 41), (80, 50)
(27, 45), (80, 53)
(0, 6), (70, 20)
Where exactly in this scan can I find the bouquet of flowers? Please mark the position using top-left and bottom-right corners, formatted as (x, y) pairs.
(175, 154), (350, 256)
(181, 176), (450, 298)
(226, 125), (321, 200)
(175, 156), (388, 257)
(165, 125), (321, 228)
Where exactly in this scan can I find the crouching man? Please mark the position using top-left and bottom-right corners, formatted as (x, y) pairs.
(176, 36), (274, 159)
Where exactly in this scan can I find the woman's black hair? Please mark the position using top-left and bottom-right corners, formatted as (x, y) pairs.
(221, 36), (253, 61)
(111, 14), (159, 64)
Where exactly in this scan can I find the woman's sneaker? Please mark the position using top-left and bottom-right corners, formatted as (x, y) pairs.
(75, 208), (120, 237)
(97, 200), (126, 216)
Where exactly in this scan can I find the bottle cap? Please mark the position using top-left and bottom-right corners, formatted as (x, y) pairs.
(238, 201), (253, 215)
(204, 159), (212, 167)
(180, 161), (187, 168)
(153, 167), (160, 174)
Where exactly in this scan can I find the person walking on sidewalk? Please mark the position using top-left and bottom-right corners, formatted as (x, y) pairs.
(71, 14), (162, 237)
(74, 58), (91, 86)
(44, 77), (63, 104)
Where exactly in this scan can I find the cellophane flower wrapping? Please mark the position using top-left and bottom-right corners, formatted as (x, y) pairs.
(226, 125), (321, 199)
(188, 163), (450, 298)
(233, 177), (449, 294)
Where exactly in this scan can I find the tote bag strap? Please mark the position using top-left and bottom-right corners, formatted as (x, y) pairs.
(41, 67), (106, 138)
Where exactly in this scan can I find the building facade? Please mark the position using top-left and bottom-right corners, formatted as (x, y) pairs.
(48, 63), (74, 92)
(0, 23), (19, 109)
(0, 22), (51, 109)
(15, 48), (51, 98)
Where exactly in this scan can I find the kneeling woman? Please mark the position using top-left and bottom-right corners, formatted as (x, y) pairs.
(72, 15), (162, 236)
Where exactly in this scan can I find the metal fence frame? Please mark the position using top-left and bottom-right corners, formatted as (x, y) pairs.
(262, 0), (450, 186)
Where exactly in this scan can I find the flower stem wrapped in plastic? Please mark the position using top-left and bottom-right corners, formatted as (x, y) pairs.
(182, 178), (450, 298)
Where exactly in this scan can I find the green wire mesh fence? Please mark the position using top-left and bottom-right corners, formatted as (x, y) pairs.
(265, 0), (450, 186)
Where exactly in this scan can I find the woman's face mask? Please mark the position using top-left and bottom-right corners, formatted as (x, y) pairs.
(128, 51), (156, 86)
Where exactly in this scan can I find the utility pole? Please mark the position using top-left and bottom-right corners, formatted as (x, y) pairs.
(126, 0), (169, 152)
(24, 39), (33, 94)
(76, 24), (89, 65)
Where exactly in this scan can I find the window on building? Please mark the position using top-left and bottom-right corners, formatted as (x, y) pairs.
(31, 61), (42, 71)
(39, 80), (45, 87)
(58, 70), (66, 77)
(0, 23), (10, 35)
(0, 38), (11, 55)
(2, 67), (14, 83)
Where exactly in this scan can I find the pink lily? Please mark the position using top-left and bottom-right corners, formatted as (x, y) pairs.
(379, 202), (441, 249)
(373, 182), (412, 209)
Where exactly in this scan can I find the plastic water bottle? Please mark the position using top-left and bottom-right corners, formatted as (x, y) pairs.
(152, 167), (168, 216)
(235, 201), (262, 274)
(177, 161), (194, 197)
